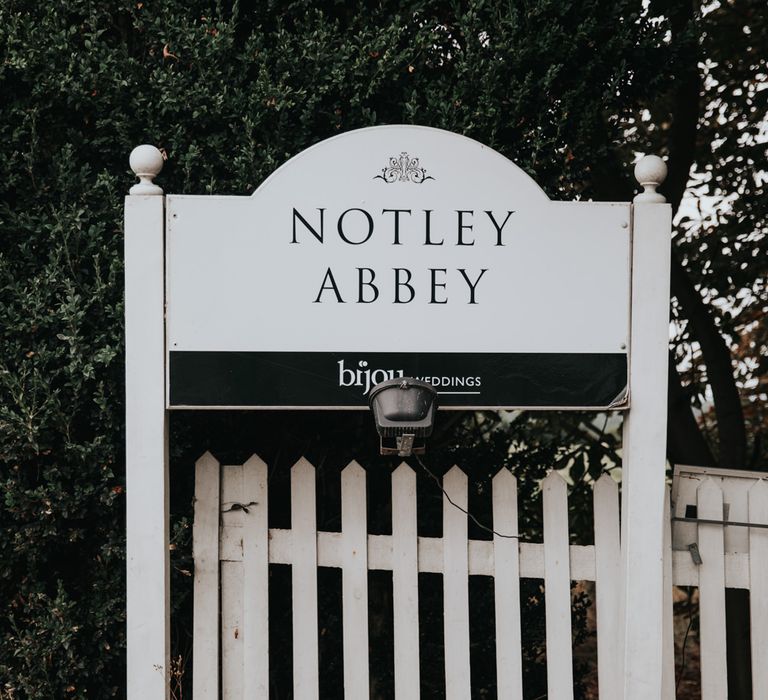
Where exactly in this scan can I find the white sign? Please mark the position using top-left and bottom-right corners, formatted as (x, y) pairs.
(166, 125), (631, 409)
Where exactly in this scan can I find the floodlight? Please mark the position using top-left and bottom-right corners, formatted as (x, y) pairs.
(368, 377), (438, 457)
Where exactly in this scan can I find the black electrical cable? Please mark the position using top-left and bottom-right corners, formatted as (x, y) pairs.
(414, 455), (525, 541)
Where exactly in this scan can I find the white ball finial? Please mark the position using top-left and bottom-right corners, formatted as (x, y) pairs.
(129, 145), (164, 195)
(633, 155), (667, 203)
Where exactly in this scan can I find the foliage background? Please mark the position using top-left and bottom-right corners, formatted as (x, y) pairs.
(0, 0), (765, 697)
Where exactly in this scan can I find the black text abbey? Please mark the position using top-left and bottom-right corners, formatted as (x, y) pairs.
(290, 207), (516, 304)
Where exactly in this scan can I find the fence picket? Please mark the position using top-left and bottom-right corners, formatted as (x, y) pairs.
(242, 455), (269, 699)
(200, 452), (768, 700)
(593, 474), (621, 699)
(749, 479), (768, 699)
(443, 466), (471, 699)
(341, 461), (370, 697)
(661, 487), (675, 700)
(291, 458), (320, 700)
(193, 452), (220, 700)
(543, 471), (573, 700)
(392, 463), (420, 699)
(697, 478), (728, 700)
(492, 469), (523, 700)
(221, 465), (245, 698)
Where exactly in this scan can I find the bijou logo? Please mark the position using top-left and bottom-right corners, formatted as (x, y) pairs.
(338, 359), (482, 396)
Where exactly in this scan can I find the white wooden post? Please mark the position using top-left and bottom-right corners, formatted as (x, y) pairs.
(193, 452), (221, 700)
(242, 455), (270, 699)
(594, 474), (621, 698)
(221, 465), (245, 697)
(492, 469), (523, 700)
(542, 471), (574, 700)
(391, 463), (420, 698)
(661, 488), (676, 700)
(621, 155), (672, 700)
(749, 480), (768, 698)
(125, 145), (169, 700)
(443, 466), (471, 699)
(341, 461), (370, 697)
(291, 458), (320, 700)
(697, 479), (728, 699)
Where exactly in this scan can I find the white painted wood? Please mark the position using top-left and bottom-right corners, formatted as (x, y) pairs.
(166, 127), (632, 382)
(672, 464), (759, 554)
(620, 199), (672, 700)
(670, 550), (750, 589)
(220, 517), (761, 586)
(125, 193), (169, 700)
(193, 452), (220, 700)
(220, 526), (599, 582)
(593, 474), (621, 699)
(129, 145), (164, 195)
(697, 478), (728, 700)
(221, 560), (244, 699)
(661, 488), (675, 700)
(221, 465), (245, 698)
(442, 466), (471, 699)
(542, 471), (574, 700)
(391, 463), (420, 699)
(341, 461), (370, 697)
(206, 452), (768, 700)
(210, 454), (768, 700)
(749, 479), (768, 700)
(291, 458), (320, 700)
(492, 469), (523, 700)
(242, 455), (269, 699)
(633, 155), (667, 203)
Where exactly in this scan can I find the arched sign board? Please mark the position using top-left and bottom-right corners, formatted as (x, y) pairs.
(127, 127), (673, 700)
(166, 125), (631, 409)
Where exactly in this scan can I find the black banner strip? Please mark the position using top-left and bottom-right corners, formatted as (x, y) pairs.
(168, 351), (627, 409)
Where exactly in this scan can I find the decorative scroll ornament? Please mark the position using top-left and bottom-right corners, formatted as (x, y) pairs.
(374, 152), (434, 184)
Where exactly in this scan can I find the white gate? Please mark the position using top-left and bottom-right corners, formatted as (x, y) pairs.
(192, 454), (768, 699)
(192, 454), (625, 699)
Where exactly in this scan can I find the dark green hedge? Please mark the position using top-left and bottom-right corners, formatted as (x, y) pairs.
(0, 2), (673, 696)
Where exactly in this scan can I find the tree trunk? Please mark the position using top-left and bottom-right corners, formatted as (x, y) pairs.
(663, 3), (751, 694)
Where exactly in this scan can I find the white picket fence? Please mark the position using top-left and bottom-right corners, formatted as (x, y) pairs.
(191, 453), (768, 699)
(667, 473), (768, 700)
